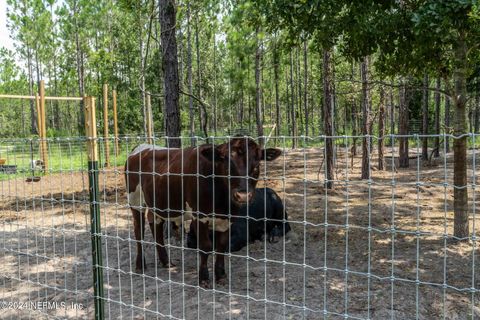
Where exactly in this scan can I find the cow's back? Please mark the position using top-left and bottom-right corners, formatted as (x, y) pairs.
(127, 145), (223, 219)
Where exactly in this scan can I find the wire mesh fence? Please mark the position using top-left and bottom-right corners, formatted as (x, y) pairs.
(0, 134), (479, 319)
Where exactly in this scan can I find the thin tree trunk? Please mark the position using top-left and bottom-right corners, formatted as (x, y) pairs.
(35, 47), (41, 87)
(445, 91), (451, 153)
(248, 89), (252, 132)
(390, 83), (395, 145)
(240, 85), (244, 125)
(453, 35), (469, 239)
(194, 15), (207, 137)
(378, 86), (385, 170)
(26, 46), (37, 134)
(140, 13), (148, 139)
(360, 57), (371, 179)
(422, 74), (429, 161)
(434, 78), (441, 157)
(399, 80), (409, 168)
(303, 40), (308, 136)
(50, 1), (59, 130)
(72, 0), (85, 134)
(159, 0), (181, 148)
(475, 93), (480, 134)
(289, 52), (296, 148)
(351, 62), (357, 155)
(273, 41), (280, 138)
(21, 0), (37, 135)
(351, 99), (357, 156)
(261, 53), (266, 126)
(255, 28), (264, 145)
(323, 50), (334, 189)
(213, 34), (217, 135)
(296, 47), (303, 135)
(187, 0), (194, 144)
(285, 71), (290, 131)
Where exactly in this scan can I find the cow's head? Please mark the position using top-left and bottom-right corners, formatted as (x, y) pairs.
(200, 137), (281, 206)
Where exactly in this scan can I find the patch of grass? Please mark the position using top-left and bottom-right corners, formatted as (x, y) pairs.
(0, 140), (129, 181)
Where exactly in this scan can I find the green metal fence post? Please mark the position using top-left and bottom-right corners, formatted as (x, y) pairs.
(84, 96), (105, 320)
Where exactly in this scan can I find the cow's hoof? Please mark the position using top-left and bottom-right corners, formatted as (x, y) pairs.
(135, 261), (147, 273)
(215, 276), (227, 286)
(215, 267), (227, 285)
(200, 280), (211, 289)
(162, 261), (176, 269)
(135, 266), (146, 273)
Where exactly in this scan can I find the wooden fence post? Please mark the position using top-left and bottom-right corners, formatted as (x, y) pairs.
(102, 84), (110, 167)
(112, 89), (119, 156)
(84, 96), (105, 320)
(39, 80), (48, 173)
(146, 92), (153, 144)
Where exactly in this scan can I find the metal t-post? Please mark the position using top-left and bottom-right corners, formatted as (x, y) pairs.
(84, 96), (105, 320)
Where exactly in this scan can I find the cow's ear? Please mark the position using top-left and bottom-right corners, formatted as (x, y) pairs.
(200, 145), (224, 162)
(261, 148), (282, 161)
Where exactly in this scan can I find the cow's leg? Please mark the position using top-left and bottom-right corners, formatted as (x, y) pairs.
(132, 209), (147, 272)
(214, 230), (228, 285)
(148, 214), (175, 268)
(192, 219), (212, 288)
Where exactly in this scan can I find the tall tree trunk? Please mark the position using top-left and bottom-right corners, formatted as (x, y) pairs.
(255, 28), (264, 145)
(213, 34), (217, 135)
(399, 80), (409, 168)
(378, 86), (385, 170)
(53, 55), (59, 130)
(296, 47), (303, 135)
(453, 35), (469, 239)
(187, 0), (194, 144)
(240, 85), (244, 125)
(273, 40), (280, 139)
(390, 83), (395, 146)
(323, 50), (334, 189)
(26, 46), (37, 134)
(360, 57), (371, 179)
(351, 62), (357, 155)
(73, 0), (85, 134)
(285, 71), (290, 131)
(303, 40), (309, 136)
(35, 47), (41, 87)
(159, 0), (181, 147)
(351, 99), (357, 156)
(261, 53), (266, 126)
(248, 89), (252, 132)
(140, 14), (148, 139)
(289, 52), (296, 148)
(475, 92), (480, 134)
(434, 78), (441, 157)
(422, 74), (429, 161)
(20, 0), (37, 135)
(445, 91), (451, 154)
(50, 1), (59, 130)
(194, 15), (207, 137)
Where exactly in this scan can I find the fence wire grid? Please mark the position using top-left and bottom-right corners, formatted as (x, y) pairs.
(0, 134), (479, 320)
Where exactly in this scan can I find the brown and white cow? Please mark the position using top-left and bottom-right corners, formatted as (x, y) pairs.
(125, 138), (281, 287)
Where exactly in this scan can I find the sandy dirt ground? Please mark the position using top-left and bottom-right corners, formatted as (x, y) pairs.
(0, 146), (479, 319)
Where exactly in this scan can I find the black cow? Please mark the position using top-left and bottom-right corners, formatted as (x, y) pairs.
(187, 188), (291, 252)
